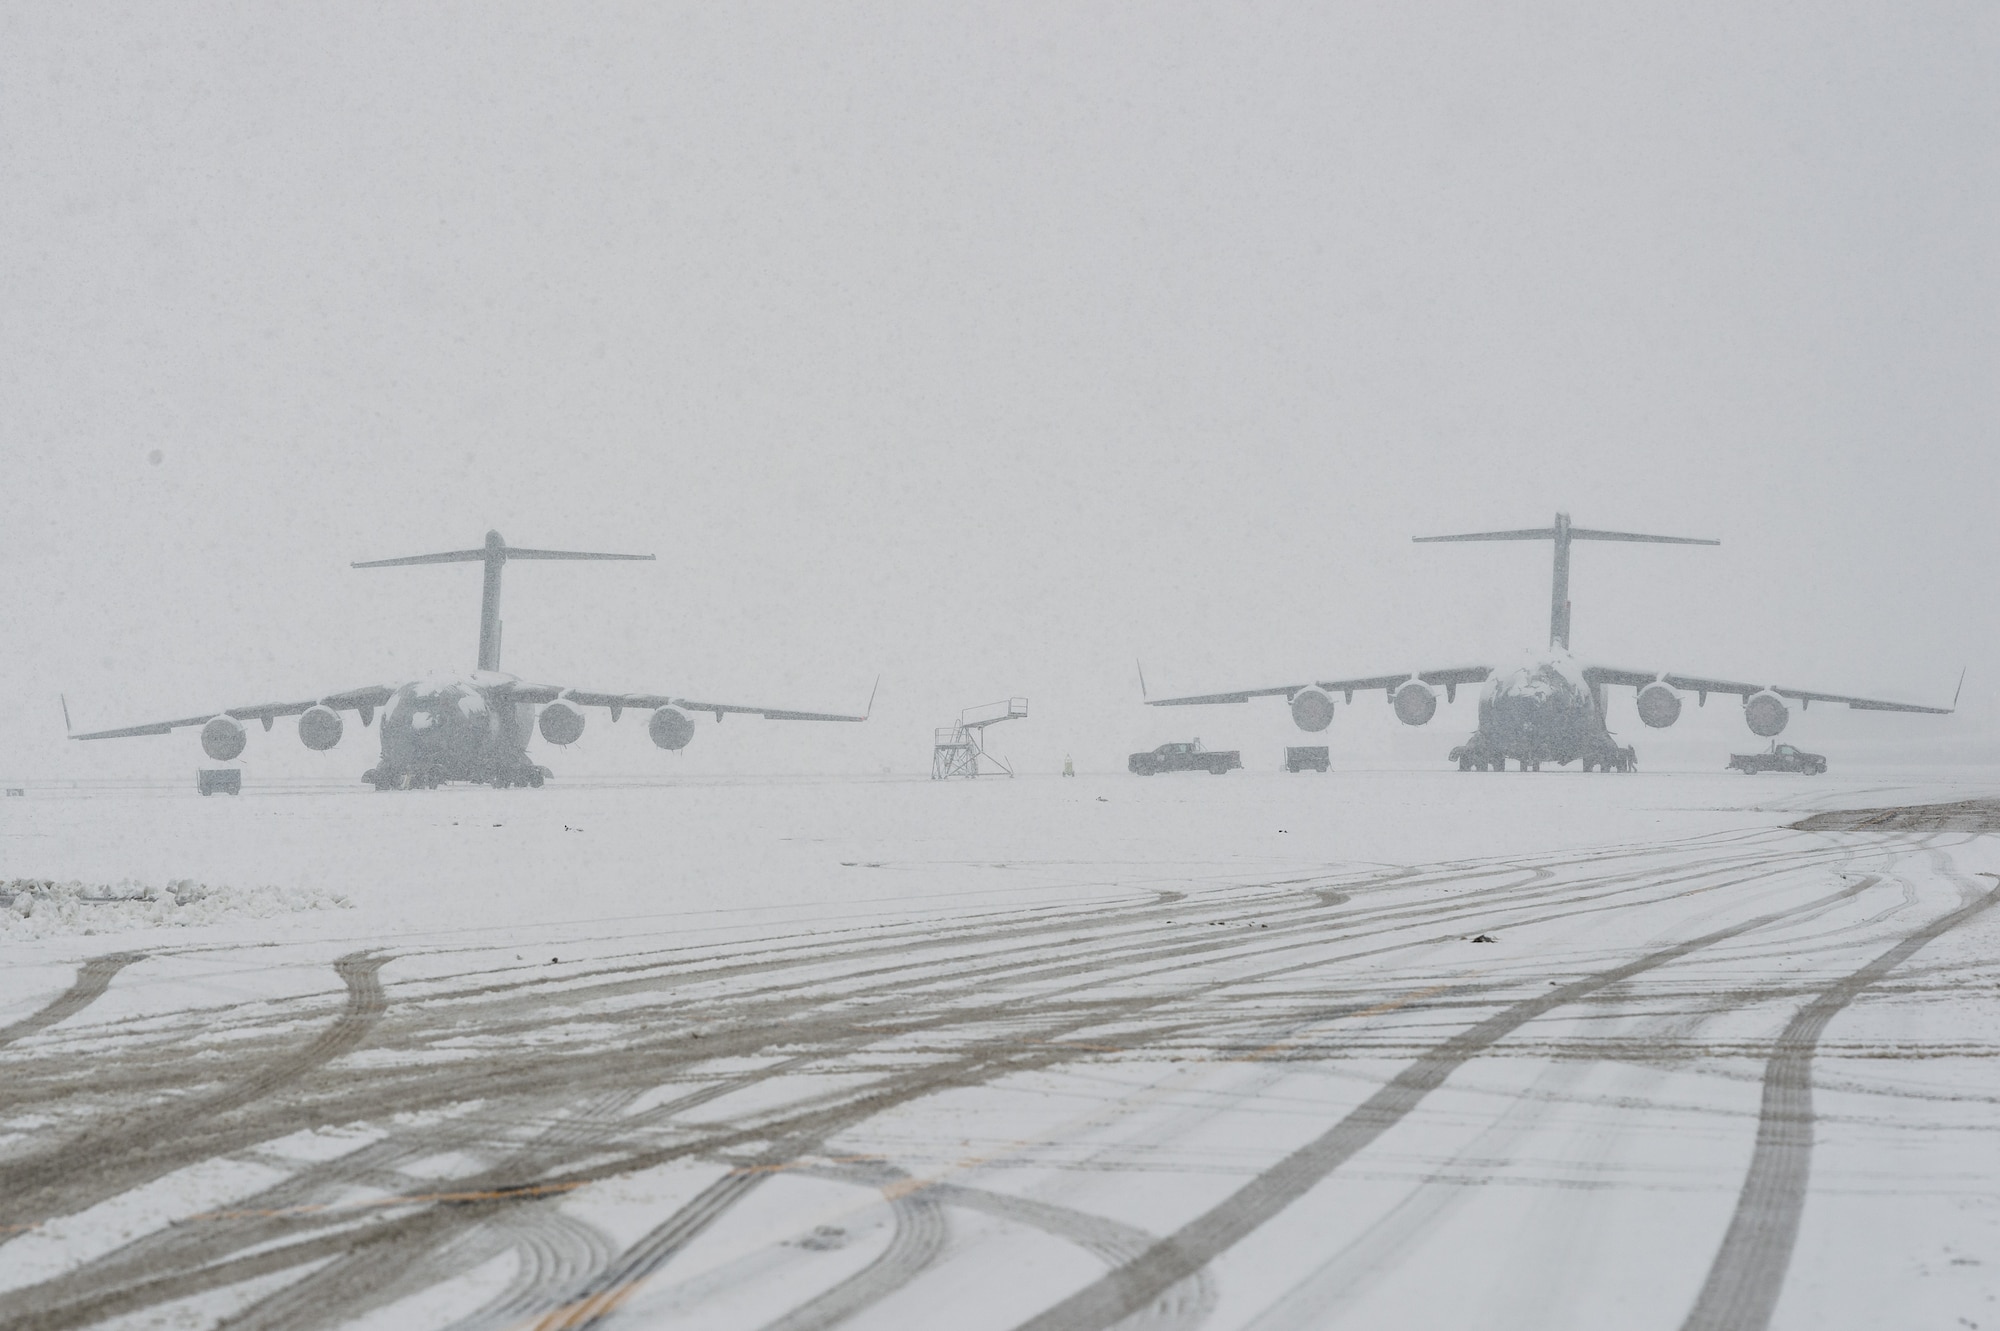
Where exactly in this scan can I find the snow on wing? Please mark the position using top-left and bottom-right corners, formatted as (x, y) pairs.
(69, 685), (398, 740)
(1583, 666), (1955, 713)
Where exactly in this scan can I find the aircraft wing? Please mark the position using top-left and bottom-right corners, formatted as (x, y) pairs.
(1583, 666), (1957, 713)
(1146, 667), (1492, 707)
(68, 685), (399, 740)
(502, 680), (875, 722)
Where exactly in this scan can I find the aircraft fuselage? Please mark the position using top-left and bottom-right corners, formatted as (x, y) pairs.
(364, 672), (546, 790)
(1455, 652), (1634, 771)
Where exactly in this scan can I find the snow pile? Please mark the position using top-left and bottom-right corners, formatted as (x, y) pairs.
(0, 878), (352, 938)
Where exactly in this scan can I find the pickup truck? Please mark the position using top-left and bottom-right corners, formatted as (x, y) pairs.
(1728, 742), (1827, 775)
(1129, 739), (1242, 776)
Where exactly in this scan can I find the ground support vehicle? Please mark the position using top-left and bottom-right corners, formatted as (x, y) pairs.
(1129, 740), (1241, 776)
(1728, 742), (1826, 775)
(197, 769), (241, 796)
(1284, 746), (1329, 773)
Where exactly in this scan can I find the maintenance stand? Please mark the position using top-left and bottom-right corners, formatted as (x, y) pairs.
(933, 697), (1028, 779)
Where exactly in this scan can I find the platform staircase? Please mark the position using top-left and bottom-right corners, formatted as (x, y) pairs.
(932, 697), (1028, 779)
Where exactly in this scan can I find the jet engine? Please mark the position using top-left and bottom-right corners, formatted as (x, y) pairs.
(1744, 690), (1789, 737)
(1635, 682), (1682, 729)
(539, 699), (586, 746)
(648, 706), (695, 751)
(1289, 688), (1334, 732)
(298, 705), (344, 751)
(201, 715), (247, 762)
(1391, 680), (1437, 726)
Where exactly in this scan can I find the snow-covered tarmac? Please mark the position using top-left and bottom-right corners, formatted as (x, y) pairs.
(3, 767), (1998, 1330)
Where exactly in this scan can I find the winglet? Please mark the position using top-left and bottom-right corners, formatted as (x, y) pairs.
(60, 694), (72, 737)
(1137, 660), (1149, 699)
(865, 675), (880, 721)
(1953, 666), (1966, 712)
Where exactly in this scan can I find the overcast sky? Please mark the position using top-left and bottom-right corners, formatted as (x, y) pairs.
(1, 2), (1992, 780)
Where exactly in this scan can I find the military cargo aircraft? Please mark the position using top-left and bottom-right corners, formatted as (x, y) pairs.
(69, 531), (873, 789)
(1145, 513), (1955, 771)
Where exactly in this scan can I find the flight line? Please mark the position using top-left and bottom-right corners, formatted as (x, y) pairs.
(65, 513), (1954, 788)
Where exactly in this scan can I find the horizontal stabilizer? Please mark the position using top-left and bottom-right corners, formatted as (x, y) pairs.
(351, 547), (492, 568)
(1566, 528), (1718, 546)
(1415, 527), (1716, 546)
(490, 547), (655, 562)
(353, 532), (654, 671)
(354, 546), (654, 568)
(1412, 527), (1556, 544)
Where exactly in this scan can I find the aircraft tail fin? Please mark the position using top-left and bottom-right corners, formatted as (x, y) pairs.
(353, 531), (655, 671)
(1415, 514), (1716, 649)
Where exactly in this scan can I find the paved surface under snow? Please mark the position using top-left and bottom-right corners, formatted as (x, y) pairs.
(2, 769), (1998, 1330)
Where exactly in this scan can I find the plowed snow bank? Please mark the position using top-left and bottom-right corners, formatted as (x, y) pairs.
(0, 878), (352, 938)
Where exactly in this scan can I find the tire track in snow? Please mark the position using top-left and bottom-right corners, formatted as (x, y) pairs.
(1008, 877), (1881, 1331)
(1676, 877), (2000, 1331)
(198, 951), (389, 1118)
(529, 1169), (767, 1330)
(0, 832), (1856, 1330)
(0, 954), (143, 1050)
(924, 1182), (1215, 1331)
(752, 1165), (950, 1331)
(0, 951), (389, 1242)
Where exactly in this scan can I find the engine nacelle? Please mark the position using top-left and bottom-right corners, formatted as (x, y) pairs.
(1635, 682), (1683, 729)
(648, 706), (695, 751)
(1289, 688), (1334, 733)
(1744, 690), (1789, 737)
(201, 715), (247, 762)
(1392, 680), (1437, 726)
(298, 705), (344, 751)
(538, 699), (586, 746)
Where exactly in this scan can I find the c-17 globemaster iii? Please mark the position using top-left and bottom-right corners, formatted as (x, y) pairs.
(69, 531), (873, 789)
(1146, 513), (1956, 771)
